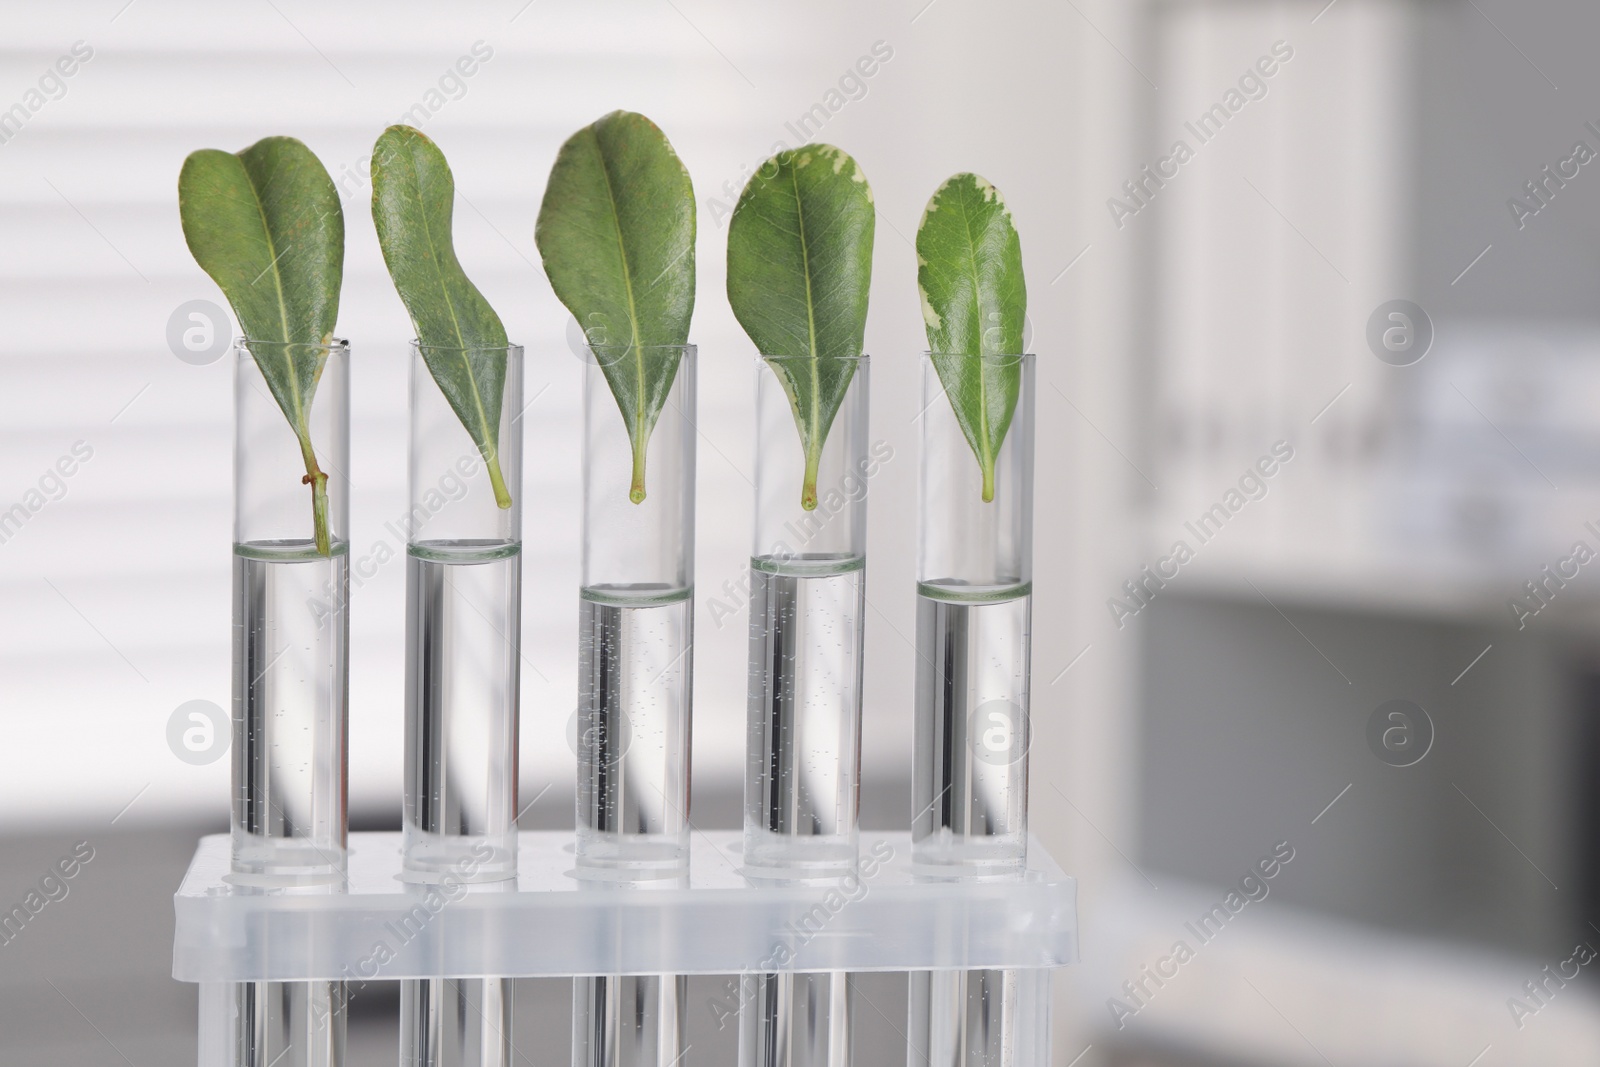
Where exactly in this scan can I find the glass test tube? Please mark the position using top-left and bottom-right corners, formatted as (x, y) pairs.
(231, 338), (351, 1067)
(744, 355), (870, 874)
(576, 345), (696, 874)
(573, 345), (696, 1067)
(741, 354), (870, 1067)
(401, 342), (524, 1067)
(909, 352), (1037, 1067)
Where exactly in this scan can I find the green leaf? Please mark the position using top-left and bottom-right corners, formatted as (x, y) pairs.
(535, 110), (695, 504)
(916, 172), (1026, 502)
(371, 125), (513, 510)
(726, 145), (875, 511)
(178, 135), (345, 553)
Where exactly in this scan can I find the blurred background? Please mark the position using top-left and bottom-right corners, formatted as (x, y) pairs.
(0, 0), (1596, 1062)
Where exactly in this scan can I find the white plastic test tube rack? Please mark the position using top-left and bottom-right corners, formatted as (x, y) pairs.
(174, 830), (1076, 1064)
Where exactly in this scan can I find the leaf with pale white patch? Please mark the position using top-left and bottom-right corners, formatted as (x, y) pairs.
(727, 144), (875, 510)
(916, 172), (1026, 501)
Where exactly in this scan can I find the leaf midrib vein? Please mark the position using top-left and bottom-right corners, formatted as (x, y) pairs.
(956, 183), (993, 476)
(595, 138), (647, 434)
(789, 165), (822, 455)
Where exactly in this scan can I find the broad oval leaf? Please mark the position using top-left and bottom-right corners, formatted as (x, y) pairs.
(916, 172), (1026, 502)
(371, 125), (513, 510)
(179, 135), (344, 553)
(535, 110), (695, 504)
(726, 144), (875, 510)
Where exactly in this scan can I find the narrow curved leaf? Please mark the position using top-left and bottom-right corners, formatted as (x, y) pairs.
(726, 144), (875, 511)
(916, 172), (1026, 502)
(179, 135), (344, 553)
(535, 110), (695, 504)
(371, 125), (512, 510)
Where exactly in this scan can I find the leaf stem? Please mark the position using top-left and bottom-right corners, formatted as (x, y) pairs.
(801, 446), (820, 511)
(310, 476), (330, 556)
(630, 435), (648, 505)
(486, 453), (513, 510)
(981, 460), (996, 504)
(297, 433), (330, 556)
